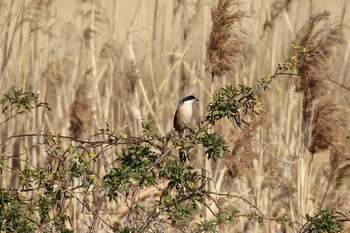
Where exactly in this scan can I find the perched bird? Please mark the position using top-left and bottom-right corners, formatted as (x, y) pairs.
(173, 94), (198, 162)
(173, 94), (199, 134)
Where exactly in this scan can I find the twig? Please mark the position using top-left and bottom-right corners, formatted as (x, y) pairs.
(276, 72), (350, 92)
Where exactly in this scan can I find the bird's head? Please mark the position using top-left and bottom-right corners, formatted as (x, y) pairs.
(178, 95), (199, 106)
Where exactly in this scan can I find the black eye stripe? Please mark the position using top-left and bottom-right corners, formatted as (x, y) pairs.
(182, 95), (196, 102)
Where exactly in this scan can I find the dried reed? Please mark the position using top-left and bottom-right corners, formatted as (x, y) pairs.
(1, 0), (350, 232)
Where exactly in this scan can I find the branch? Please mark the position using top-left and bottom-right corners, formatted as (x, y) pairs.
(0, 110), (27, 125)
(276, 72), (350, 92)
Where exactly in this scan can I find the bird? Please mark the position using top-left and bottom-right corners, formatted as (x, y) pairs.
(173, 94), (198, 162)
(173, 94), (199, 134)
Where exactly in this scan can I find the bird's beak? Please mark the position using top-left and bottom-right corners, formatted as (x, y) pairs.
(195, 98), (199, 101)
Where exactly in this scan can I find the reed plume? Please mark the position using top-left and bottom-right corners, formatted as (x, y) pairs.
(295, 11), (350, 202)
(69, 83), (95, 139)
(205, 0), (247, 79)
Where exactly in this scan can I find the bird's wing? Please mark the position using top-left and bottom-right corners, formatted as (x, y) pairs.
(173, 108), (179, 130)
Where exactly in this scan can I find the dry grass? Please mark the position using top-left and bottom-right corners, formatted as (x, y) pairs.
(205, 0), (247, 79)
(0, 0), (350, 232)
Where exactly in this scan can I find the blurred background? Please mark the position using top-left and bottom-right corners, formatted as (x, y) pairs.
(0, 0), (350, 232)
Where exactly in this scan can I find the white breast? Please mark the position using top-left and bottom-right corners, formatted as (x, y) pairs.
(181, 100), (194, 124)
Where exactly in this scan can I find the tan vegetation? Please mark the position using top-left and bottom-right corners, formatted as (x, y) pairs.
(1, 0), (350, 232)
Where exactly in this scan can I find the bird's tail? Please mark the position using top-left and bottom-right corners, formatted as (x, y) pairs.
(179, 149), (190, 162)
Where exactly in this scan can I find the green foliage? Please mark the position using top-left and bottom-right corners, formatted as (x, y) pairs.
(0, 88), (50, 126)
(277, 44), (314, 73)
(141, 118), (156, 138)
(160, 191), (198, 230)
(206, 84), (261, 127)
(0, 189), (36, 232)
(0, 88), (50, 115)
(302, 209), (342, 233)
(192, 208), (242, 232)
(118, 227), (136, 233)
(196, 132), (229, 161)
(159, 159), (199, 194)
(193, 219), (217, 233)
(248, 210), (265, 225)
(271, 211), (289, 225)
(157, 160), (202, 230)
(104, 144), (158, 200)
(7, 135), (92, 232)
